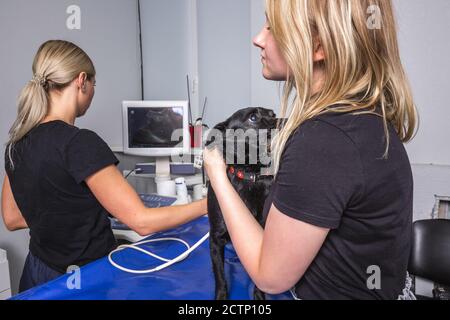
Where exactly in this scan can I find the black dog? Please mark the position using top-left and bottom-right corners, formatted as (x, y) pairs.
(206, 107), (277, 300)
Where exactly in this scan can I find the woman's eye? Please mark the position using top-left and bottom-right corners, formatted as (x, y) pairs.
(249, 114), (258, 122)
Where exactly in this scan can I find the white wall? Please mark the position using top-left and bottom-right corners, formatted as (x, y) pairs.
(0, 0), (141, 294)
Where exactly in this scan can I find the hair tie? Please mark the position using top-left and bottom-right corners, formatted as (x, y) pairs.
(31, 73), (48, 88)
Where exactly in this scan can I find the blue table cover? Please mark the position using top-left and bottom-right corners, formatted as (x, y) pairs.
(11, 216), (292, 300)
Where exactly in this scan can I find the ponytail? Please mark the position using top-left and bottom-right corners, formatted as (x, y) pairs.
(6, 75), (49, 169)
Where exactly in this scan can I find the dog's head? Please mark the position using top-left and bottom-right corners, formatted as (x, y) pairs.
(206, 107), (277, 168)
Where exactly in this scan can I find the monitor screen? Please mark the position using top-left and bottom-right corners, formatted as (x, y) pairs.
(128, 107), (184, 148)
(122, 101), (190, 157)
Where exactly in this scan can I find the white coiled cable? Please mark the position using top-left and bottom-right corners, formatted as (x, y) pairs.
(108, 232), (210, 274)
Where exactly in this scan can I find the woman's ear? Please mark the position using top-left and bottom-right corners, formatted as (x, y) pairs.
(77, 72), (88, 93)
(313, 40), (325, 62)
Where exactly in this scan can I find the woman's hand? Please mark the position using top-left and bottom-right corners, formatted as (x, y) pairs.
(203, 147), (227, 184)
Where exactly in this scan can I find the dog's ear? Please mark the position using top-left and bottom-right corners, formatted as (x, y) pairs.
(214, 120), (227, 131)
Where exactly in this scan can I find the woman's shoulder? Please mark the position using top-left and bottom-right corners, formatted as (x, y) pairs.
(289, 110), (360, 149)
(32, 120), (80, 139)
(298, 105), (384, 146)
(39, 121), (102, 142)
(32, 121), (107, 153)
(284, 121), (357, 169)
(288, 104), (402, 165)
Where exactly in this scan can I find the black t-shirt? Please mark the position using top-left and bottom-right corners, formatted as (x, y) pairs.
(5, 120), (119, 273)
(262, 109), (413, 300)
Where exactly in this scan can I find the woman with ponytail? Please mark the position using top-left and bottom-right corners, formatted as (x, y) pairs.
(1, 40), (207, 292)
(204, 0), (417, 299)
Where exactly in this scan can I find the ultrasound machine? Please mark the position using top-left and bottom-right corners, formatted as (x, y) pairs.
(111, 101), (204, 243)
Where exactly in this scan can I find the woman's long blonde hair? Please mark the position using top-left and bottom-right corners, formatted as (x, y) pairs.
(6, 40), (95, 169)
(267, 0), (417, 174)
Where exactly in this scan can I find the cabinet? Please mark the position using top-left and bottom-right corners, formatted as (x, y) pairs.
(0, 249), (11, 300)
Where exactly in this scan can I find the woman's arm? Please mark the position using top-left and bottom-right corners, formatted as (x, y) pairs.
(85, 165), (207, 236)
(204, 147), (329, 294)
(1, 175), (28, 231)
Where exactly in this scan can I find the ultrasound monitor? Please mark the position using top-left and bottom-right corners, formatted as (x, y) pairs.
(122, 101), (190, 157)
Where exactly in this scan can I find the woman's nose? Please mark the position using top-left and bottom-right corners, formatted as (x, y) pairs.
(252, 28), (265, 49)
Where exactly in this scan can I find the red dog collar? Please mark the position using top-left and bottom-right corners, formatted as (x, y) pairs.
(228, 166), (257, 182)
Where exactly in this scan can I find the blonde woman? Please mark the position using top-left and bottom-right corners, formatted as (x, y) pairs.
(1, 40), (207, 292)
(204, 0), (417, 299)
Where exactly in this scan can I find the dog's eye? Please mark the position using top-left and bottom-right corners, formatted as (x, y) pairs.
(249, 113), (258, 123)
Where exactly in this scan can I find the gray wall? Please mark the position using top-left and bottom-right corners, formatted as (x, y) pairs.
(140, 0), (191, 101)
(139, 0), (201, 123)
(0, 0), (141, 294)
(197, 0), (252, 127)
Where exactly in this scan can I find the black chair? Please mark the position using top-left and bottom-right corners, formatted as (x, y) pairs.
(409, 219), (450, 299)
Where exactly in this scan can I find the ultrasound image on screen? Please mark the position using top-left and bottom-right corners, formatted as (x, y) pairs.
(128, 107), (183, 148)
